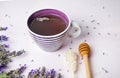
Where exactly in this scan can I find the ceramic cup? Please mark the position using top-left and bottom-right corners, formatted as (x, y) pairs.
(27, 9), (81, 52)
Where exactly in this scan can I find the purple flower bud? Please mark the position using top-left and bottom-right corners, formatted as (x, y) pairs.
(3, 44), (9, 48)
(2, 27), (8, 31)
(18, 64), (27, 74)
(50, 69), (56, 78)
(0, 27), (8, 31)
(28, 69), (35, 76)
(0, 35), (8, 42)
(0, 65), (4, 72)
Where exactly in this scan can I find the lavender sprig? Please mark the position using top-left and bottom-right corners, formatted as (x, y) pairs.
(0, 64), (26, 78)
(0, 48), (25, 72)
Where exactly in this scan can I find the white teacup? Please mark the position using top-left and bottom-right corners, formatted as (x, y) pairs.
(27, 9), (81, 52)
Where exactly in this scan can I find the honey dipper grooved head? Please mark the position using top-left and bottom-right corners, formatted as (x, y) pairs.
(78, 42), (90, 57)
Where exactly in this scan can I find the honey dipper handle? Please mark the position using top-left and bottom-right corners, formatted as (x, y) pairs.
(83, 54), (91, 78)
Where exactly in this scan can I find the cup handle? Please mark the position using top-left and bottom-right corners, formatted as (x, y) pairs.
(69, 21), (81, 38)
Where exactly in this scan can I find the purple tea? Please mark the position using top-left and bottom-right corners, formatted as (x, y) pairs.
(29, 15), (67, 36)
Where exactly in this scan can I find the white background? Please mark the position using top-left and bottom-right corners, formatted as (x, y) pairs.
(0, 0), (120, 78)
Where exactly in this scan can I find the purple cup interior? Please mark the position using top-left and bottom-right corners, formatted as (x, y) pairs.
(27, 9), (69, 30)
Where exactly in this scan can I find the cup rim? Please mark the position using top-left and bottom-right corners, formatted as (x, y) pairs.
(27, 8), (71, 38)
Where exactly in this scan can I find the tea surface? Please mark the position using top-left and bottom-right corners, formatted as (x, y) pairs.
(29, 15), (67, 36)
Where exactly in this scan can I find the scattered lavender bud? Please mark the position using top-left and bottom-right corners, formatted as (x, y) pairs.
(98, 33), (101, 35)
(90, 15), (93, 17)
(103, 52), (105, 55)
(87, 32), (90, 35)
(67, 70), (69, 72)
(84, 40), (87, 42)
(86, 26), (89, 28)
(107, 33), (110, 35)
(102, 67), (108, 73)
(102, 6), (105, 9)
(58, 54), (61, 57)
(93, 27), (96, 29)
(97, 22), (100, 25)
(5, 14), (8, 17)
(31, 59), (34, 62)
(91, 20), (95, 23)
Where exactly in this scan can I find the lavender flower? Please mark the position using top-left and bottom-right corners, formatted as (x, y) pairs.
(27, 67), (62, 78)
(44, 71), (51, 78)
(0, 44), (9, 48)
(3, 44), (9, 48)
(18, 64), (27, 74)
(0, 35), (8, 42)
(50, 69), (56, 78)
(0, 27), (8, 31)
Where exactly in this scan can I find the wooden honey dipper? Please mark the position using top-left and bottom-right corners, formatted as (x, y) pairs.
(78, 42), (91, 78)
